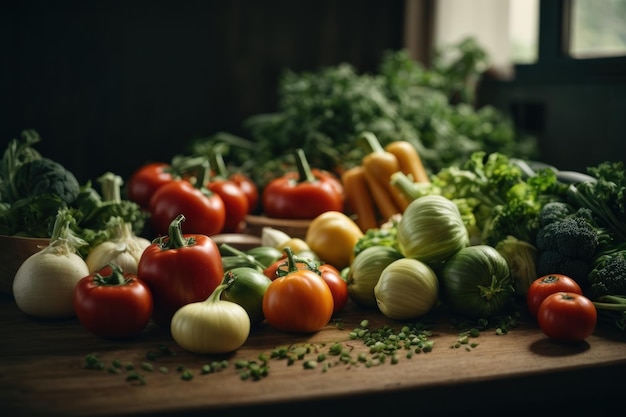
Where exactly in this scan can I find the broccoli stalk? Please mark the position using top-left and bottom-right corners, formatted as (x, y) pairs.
(592, 294), (626, 332)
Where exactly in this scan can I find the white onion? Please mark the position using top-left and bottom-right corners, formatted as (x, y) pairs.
(13, 238), (90, 319)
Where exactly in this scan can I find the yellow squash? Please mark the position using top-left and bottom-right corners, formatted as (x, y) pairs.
(305, 211), (363, 270)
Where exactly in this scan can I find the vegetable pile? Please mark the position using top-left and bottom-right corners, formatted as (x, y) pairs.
(0, 130), (147, 257)
(4, 39), (626, 389)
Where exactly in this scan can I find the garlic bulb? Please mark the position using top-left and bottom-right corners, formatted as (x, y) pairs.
(86, 219), (151, 274)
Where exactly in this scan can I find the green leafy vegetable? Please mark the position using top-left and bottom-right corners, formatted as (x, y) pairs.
(393, 151), (567, 248)
(567, 161), (626, 242)
(0, 131), (147, 257)
(185, 38), (539, 188)
(9, 158), (80, 205)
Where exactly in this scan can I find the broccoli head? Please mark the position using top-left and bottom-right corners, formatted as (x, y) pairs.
(538, 201), (574, 227)
(10, 157), (80, 205)
(534, 202), (602, 288)
(536, 249), (591, 286)
(536, 215), (599, 260)
(588, 251), (626, 297)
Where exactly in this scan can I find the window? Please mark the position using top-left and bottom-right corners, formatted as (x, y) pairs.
(509, 0), (539, 64)
(568, 0), (626, 59)
(432, 0), (626, 77)
(433, 0), (540, 76)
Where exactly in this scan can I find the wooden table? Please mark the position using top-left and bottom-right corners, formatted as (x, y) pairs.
(1, 291), (625, 417)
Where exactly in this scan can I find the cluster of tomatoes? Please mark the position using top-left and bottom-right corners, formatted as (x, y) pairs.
(72, 211), (349, 342)
(526, 273), (597, 343)
(126, 160), (259, 236)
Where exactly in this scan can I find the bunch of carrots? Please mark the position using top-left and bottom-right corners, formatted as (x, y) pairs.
(341, 132), (430, 232)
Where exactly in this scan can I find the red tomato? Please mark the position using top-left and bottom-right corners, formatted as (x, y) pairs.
(207, 179), (249, 233)
(261, 149), (344, 219)
(537, 292), (597, 343)
(149, 179), (225, 236)
(73, 264), (153, 339)
(526, 274), (583, 318)
(263, 258), (347, 315)
(262, 262), (334, 333)
(230, 172), (259, 214)
(263, 257), (307, 280)
(319, 264), (349, 314)
(127, 162), (175, 209)
(137, 214), (224, 327)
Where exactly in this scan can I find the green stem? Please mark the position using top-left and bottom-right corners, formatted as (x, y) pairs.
(359, 131), (384, 153)
(171, 155), (207, 177)
(194, 160), (211, 190)
(158, 214), (195, 249)
(220, 243), (267, 270)
(280, 246), (320, 277)
(93, 263), (131, 286)
(593, 302), (626, 312)
(49, 208), (89, 251)
(294, 148), (316, 183)
(98, 172), (123, 203)
(210, 150), (229, 179)
(283, 247), (298, 273)
(390, 171), (427, 201)
(593, 295), (626, 312)
(206, 283), (228, 303)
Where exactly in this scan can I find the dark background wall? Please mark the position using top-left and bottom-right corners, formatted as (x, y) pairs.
(0, 0), (404, 184)
(1, 0), (624, 188)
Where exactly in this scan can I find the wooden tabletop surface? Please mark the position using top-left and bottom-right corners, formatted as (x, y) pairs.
(1, 291), (625, 417)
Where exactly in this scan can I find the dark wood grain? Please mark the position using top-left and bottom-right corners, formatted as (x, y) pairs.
(1, 292), (625, 417)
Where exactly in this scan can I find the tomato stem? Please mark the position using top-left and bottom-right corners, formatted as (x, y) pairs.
(280, 246), (320, 276)
(93, 263), (131, 286)
(158, 214), (196, 249)
(294, 148), (316, 183)
(283, 247), (298, 273)
(210, 150), (229, 180)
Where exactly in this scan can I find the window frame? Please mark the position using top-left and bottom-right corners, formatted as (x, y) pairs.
(514, 0), (626, 82)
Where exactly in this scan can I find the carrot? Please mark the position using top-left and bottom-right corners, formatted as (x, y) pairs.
(359, 132), (411, 212)
(385, 141), (430, 183)
(363, 165), (402, 222)
(341, 166), (379, 232)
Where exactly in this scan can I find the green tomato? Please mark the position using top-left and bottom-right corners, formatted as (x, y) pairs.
(221, 267), (272, 325)
(246, 246), (284, 267)
(440, 245), (514, 319)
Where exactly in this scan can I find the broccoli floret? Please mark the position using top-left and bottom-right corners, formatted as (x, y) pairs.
(538, 201), (574, 227)
(536, 216), (599, 260)
(536, 249), (591, 285)
(588, 251), (626, 297)
(535, 203), (604, 287)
